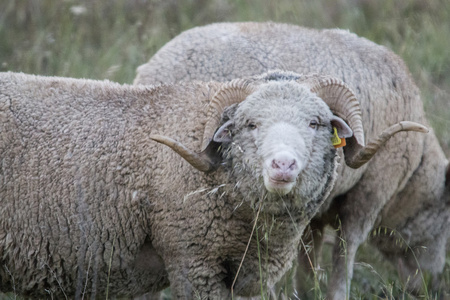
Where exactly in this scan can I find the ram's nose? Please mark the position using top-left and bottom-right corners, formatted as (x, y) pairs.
(271, 156), (298, 174)
(270, 151), (300, 180)
(264, 151), (302, 195)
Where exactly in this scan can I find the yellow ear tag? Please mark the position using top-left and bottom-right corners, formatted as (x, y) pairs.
(331, 127), (346, 148)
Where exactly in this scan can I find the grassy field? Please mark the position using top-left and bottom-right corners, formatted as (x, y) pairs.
(1, 0), (449, 299)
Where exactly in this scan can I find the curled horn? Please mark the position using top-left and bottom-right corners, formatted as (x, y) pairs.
(299, 75), (365, 147)
(300, 75), (428, 169)
(150, 79), (257, 173)
(201, 79), (257, 150)
(150, 134), (221, 173)
(344, 121), (429, 169)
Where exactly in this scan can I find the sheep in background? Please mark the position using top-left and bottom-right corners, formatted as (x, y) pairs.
(134, 22), (450, 298)
(0, 71), (425, 299)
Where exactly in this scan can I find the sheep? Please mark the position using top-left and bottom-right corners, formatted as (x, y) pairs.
(0, 71), (426, 299)
(134, 22), (450, 298)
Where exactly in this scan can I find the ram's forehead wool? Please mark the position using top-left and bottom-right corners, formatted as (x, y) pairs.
(135, 22), (450, 298)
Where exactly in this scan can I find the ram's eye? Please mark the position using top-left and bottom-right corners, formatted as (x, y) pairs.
(309, 120), (319, 129)
(247, 122), (258, 130)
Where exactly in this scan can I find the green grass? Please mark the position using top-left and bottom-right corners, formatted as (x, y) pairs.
(1, 0), (449, 299)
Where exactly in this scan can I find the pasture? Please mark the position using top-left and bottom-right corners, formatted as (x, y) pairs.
(1, 0), (449, 299)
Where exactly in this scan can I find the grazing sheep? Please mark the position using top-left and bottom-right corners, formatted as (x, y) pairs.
(134, 22), (450, 298)
(0, 71), (425, 299)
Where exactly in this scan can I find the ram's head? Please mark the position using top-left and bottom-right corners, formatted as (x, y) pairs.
(152, 72), (428, 196)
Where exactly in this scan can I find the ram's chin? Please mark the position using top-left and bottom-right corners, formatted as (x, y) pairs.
(263, 176), (296, 196)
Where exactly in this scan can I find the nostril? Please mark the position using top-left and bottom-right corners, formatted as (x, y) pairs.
(272, 159), (280, 169)
(288, 160), (297, 171)
(272, 158), (297, 172)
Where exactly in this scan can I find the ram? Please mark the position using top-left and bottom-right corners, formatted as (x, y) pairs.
(0, 71), (424, 299)
(134, 22), (450, 298)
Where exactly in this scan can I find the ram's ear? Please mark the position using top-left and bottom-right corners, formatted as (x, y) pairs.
(213, 120), (234, 143)
(331, 116), (353, 138)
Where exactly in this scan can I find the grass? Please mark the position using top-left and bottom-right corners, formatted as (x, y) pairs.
(1, 0), (449, 299)
(296, 227), (450, 300)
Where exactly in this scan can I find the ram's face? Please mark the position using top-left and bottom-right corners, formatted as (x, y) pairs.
(214, 82), (352, 195)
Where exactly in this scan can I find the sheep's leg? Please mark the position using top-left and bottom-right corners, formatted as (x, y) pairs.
(414, 240), (449, 297)
(326, 228), (359, 300)
(396, 240), (447, 295)
(326, 219), (365, 299)
(326, 187), (387, 300)
(295, 219), (325, 298)
(378, 211), (449, 297)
